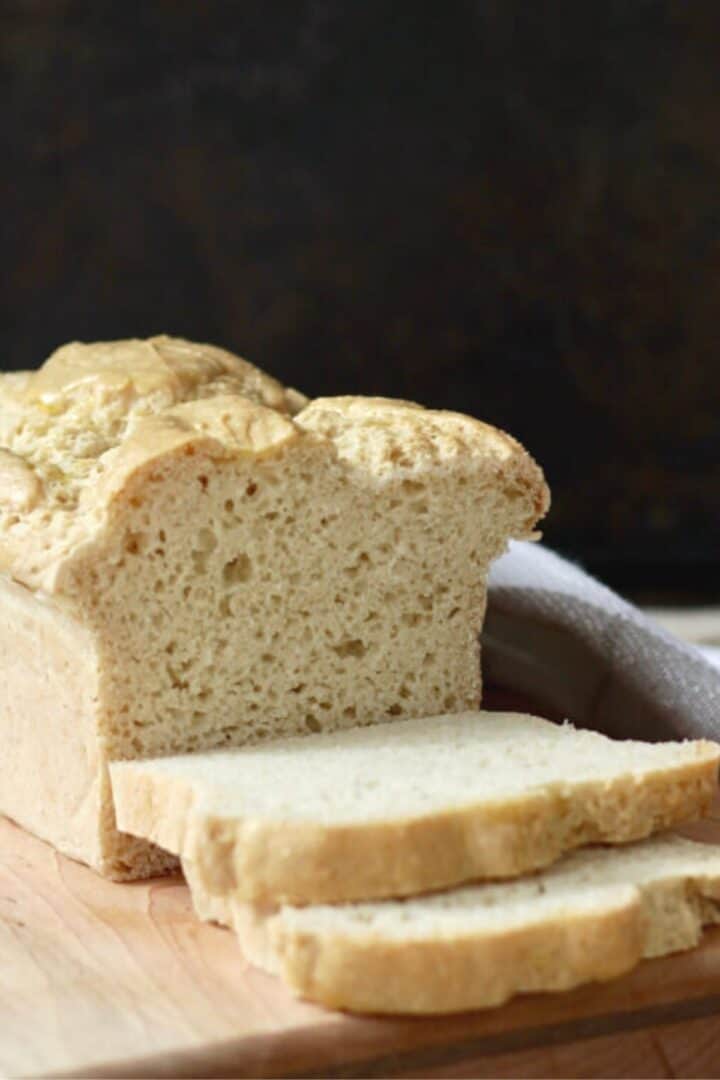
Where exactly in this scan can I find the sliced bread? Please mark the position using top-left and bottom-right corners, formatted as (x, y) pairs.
(190, 834), (720, 1014)
(110, 711), (720, 903)
(0, 338), (547, 878)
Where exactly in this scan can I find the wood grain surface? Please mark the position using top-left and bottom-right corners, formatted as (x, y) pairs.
(0, 805), (719, 1078)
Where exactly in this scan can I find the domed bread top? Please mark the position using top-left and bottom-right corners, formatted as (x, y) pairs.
(0, 338), (548, 594)
(0, 338), (307, 591)
(0, 336), (306, 503)
(297, 396), (549, 530)
(298, 396), (531, 471)
(22, 335), (307, 416)
(95, 396), (300, 507)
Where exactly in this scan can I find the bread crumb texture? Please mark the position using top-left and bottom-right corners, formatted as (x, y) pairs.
(111, 711), (719, 903)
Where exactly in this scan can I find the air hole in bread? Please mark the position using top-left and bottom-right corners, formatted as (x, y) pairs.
(223, 554), (252, 585)
(332, 639), (367, 659)
(124, 531), (147, 555)
(191, 527), (218, 572)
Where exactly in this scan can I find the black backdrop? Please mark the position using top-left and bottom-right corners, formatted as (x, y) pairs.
(3, 2), (720, 599)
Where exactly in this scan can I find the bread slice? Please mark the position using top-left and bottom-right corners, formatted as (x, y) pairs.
(0, 338), (547, 878)
(189, 834), (720, 1014)
(110, 711), (719, 903)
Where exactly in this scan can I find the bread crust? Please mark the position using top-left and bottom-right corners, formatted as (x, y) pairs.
(232, 836), (720, 1014)
(112, 736), (719, 904)
(298, 396), (550, 534)
(272, 895), (643, 1014)
(0, 350), (549, 595)
(0, 341), (306, 593)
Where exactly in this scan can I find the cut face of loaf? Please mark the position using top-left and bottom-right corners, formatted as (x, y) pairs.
(188, 834), (720, 1015)
(0, 338), (548, 878)
(110, 711), (720, 903)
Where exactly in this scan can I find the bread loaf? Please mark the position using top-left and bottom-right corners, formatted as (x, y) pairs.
(0, 337), (548, 878)
(110, 711), (719, 902)
(188, 834), (720, 1014)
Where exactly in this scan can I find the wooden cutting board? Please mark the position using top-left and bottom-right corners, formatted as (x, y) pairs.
(2, 806), (720, 1078)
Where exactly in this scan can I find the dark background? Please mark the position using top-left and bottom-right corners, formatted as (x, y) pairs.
(3, 2), (720, 600)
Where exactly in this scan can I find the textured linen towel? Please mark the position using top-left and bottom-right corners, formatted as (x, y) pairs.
(483, 541), (720, 742)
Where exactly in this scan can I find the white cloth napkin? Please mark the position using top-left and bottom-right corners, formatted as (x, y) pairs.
(483, 541), (720, 742)
(704, 647), (720, 672)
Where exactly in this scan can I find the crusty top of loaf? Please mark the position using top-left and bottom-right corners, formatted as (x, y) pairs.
(298, 396), (529, 474)
(0, 337), (307, 588)
(0, 337), (548, 593)
(0, 336), (305, 490)
(10, 334), (307, 414)
(296, 398), (550, 540)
